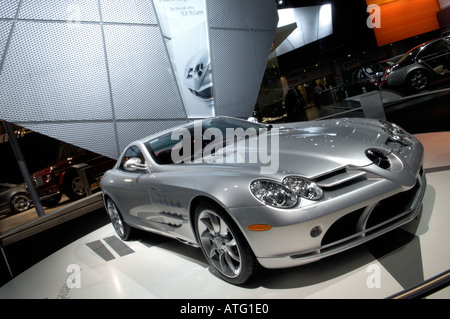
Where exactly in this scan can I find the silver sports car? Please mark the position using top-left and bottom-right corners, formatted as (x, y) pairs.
(100, 116), (425, 284)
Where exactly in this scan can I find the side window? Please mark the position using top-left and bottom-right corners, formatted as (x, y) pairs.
(119, 145), (146, 171)
(418, 40), (450, 73)
(146, 132), (184, 165)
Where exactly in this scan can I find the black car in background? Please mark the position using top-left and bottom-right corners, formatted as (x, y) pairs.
(0, 183), (31, 215)
(379, 38), (450, 92)
(346, 58), (400, 96)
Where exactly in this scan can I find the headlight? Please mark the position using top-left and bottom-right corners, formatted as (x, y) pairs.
(283, 176), (323, 200)
(44, 174), (52, 184)
(250, 180), (298, 208)
(250, 176), (323, 209)
(379, 120), (413, 146)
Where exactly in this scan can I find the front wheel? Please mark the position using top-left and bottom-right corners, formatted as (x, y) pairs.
(105, 198), (133, 240)
(195, 202), (258, 285)
(10, 193), (31, 214)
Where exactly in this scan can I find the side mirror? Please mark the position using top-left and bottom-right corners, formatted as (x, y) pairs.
(124, 158), (148, 172)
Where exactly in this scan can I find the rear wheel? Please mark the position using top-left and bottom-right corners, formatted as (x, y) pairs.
(41, 193), (62, 207)
(195, 202), (258, 285)
(105, 198), (133, 240)
(64, 172), (87, 201)
(407, 69), (429, 92)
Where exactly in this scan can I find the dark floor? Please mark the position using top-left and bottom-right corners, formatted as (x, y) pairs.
(384, 90), (450, 134)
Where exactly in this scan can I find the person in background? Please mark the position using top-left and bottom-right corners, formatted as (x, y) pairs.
(294, 88), (307, 121)
(314, 82), (323, 107)
(284, 89), (298, 122)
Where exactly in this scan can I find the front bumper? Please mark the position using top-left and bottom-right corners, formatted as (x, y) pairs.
(31, 175), (62, 198)
(229, 167), (426, 270)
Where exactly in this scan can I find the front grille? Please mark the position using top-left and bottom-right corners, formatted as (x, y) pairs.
(366, 182), (420, 228)
(321, 208), (365, 246)
(32, 176), (44, 187)
(321, 177), (422, 248)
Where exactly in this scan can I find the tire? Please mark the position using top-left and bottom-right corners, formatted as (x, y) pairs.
(194, 202), (258, 285)
(407, 69), (429, 92)
(10, 193), (31, 214)
(64, 172), (86, 201)
(41, 193), (62, 207)
(105, 198), (133, 240)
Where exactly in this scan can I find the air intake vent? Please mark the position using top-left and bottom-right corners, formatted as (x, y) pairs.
(365, 149), (391, 169)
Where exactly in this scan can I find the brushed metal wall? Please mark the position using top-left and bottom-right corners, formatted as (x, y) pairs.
(0, 0), (278, 159)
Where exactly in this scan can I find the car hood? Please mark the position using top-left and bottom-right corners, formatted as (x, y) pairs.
(31, 153), (81, 177)
(202, 118), (392, 178)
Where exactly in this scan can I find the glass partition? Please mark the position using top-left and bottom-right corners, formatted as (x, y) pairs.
(0, 121), (114, 236)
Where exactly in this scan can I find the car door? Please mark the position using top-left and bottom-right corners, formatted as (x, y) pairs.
(112, 145), (162, 225)
(83, 150), (116, 179)
(418, 40), (450, 75)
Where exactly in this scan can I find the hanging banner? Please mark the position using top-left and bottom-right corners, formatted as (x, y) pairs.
(153, 0), (214, 118)
(366, 0), (441, 47)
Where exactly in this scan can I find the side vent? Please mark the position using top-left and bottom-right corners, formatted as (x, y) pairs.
(316, 170), (366, 188)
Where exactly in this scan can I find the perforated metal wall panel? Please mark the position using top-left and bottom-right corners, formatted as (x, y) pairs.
(252, 30), (278, 80)
(19, 0), (100, 22)
(0, 0), (20, 19)
(0, 21), (12, 58)
(0, 21), (112, 122)
(24, 121), (119, 159)
(103, 24), (186, 120)
(0, 0), (277, 160)
(208, 0), (278, 117)
(99, 0), (158, 25)
(208, 0), (277, 31)
(210, 29), (259, 117)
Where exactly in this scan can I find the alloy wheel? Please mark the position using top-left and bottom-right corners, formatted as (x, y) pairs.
(11, 194), (30, 213)
(197, 209), (242, 279)
(71, 177), (85, 196)
(106, 199), (125, 238)
(409, 70), (428, 91)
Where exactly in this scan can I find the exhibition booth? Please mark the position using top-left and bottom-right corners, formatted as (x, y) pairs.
(0, 0), (449, 299)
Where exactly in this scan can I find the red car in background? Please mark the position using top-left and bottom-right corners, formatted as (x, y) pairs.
(31, 143), (115, 207)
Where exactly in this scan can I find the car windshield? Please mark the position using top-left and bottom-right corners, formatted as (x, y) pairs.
(57, 143), (82, 161)
(395, 45), (422, 66)
(145, 117), (267, 165)
(364, 60), (395, 75)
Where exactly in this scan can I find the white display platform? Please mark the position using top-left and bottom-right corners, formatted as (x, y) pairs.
(0, 133), (449, 299)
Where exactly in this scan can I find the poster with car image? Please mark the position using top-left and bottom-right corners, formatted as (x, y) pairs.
(153, 0), (214, 118)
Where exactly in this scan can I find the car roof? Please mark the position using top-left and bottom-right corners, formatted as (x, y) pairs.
(135, 120), (194, 145)
(406, 38), (446, 55)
